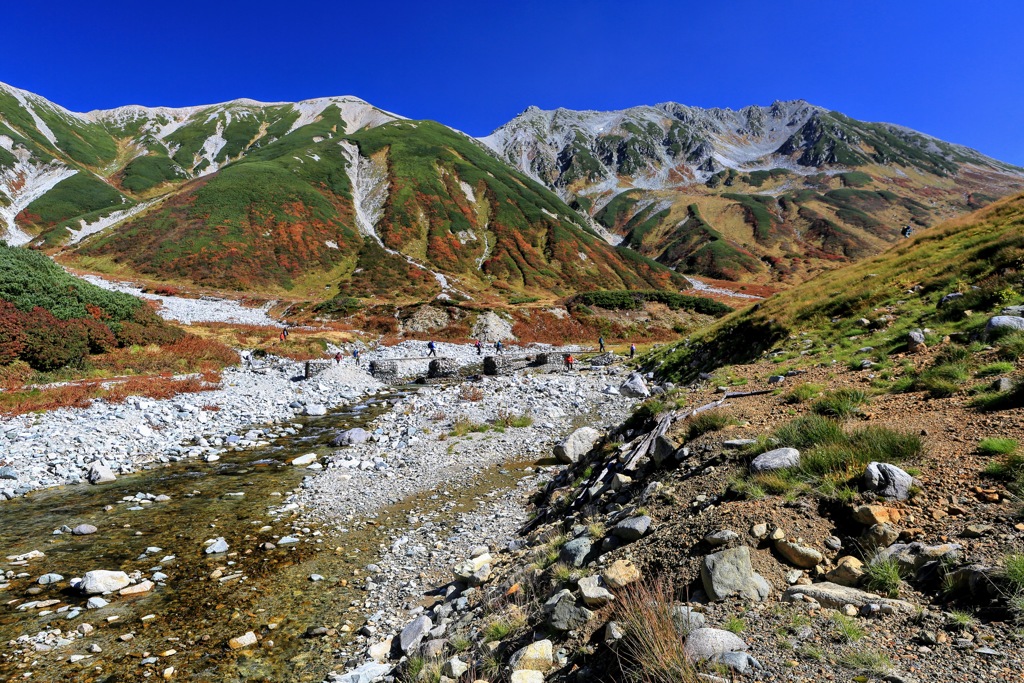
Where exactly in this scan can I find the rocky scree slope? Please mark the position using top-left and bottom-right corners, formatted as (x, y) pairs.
(482, 101), (1024, 284)
(332, 363), (1024, 683)
(0, 82), (684, 303)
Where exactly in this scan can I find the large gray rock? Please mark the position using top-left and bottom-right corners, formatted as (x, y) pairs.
(986, 315), (1024, 336)
(0, 466), (17, 480)
(613, 515), (651, 542)
(553, 427), (601, 464)
(1001, 305), (1024, 316)
(331, 428), (369, 447)
(618, 373), (650, 398)
(543, 589), (593, 631)
(873, 542), (961, 573)
(399, 615), (432, 653)
(72, 524), (98, 536)
(938, 292), (963, 307)
(80, 570), (131, 594)
(578, 575), (615, 606)
(861, 523), (900, 550)
(749, 448), (800, 473)
(87, 464), (116, 485)
(559, 537), (591, 568)
(782, 582), (915, 612)
(700, 546), (771, 601)
(670, 605), (706, 633)
(715, 651), (762, 675)
(774, 539), (823, 568)
(683, 628), (748, 662)
(508, 639), (553, 671)
(863, 462), (914, 500)
(304, 404), (328, 416)
(329, 662), (392, 683)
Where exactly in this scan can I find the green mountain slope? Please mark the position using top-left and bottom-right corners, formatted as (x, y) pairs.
(0, 82), (685, 302)
(483, 102), (1024, 285)
(648, 192), (1024, 382)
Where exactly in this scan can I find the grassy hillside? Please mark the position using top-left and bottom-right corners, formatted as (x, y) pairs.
(648, 192), (1024, 384)
(74, 118), (688, 302)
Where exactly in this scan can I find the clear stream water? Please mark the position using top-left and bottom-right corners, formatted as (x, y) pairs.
(0, 394), (406, 683)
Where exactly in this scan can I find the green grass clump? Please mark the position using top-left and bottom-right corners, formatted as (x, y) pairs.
(945, 610), (977, 631)
(450, 417), (491, 437)
(863, 557), (904, 597)
(812, 387), (869, 418)
(979, 437), (1019, 456)
(783, 382), (824, 404)
(996, 331), (1024, 361)
(482, 612), (527, 642)
(913, 362), (970, 398)
(686, 409), (738, 440)
(722, 615), (746, 634)
(977, 361), (1016, 377)
(839, 648), (892, 675)
(830, 613), (865, 642)
(738, 415), (922, 501)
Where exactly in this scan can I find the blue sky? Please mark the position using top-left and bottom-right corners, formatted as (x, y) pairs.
(6, 0), (1024, 164)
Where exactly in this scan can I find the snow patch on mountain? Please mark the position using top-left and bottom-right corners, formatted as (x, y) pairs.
(4, 86), (59, 147)
(288, 97), (402, 136)
(0, 151), (78, 245)
(197, 123), (228, 175)
(67, 198), (159, 245)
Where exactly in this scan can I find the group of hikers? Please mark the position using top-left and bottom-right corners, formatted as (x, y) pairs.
(327, 336), (636, 371)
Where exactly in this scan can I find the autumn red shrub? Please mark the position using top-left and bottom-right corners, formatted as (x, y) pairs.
(163, 335), (238, 366)
(19, 307), (89, 371)
(0, 301), (26, 365)
(76, 317), (118, 353)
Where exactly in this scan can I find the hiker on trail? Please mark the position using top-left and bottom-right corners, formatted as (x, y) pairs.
(494, 340), (503, 354)
(280, 330), (286, 342)
(427, 340), (437, 357)
(630, 343), (636, 359)
(334, 352), (342, 364)
(598, 336), (605, 352)
(901, 225), (913, 238)
(283, 327), (289, 339)
(474, 339), (482, 355)
(565, 354), (575, 371)
(352, 348), (360, 365)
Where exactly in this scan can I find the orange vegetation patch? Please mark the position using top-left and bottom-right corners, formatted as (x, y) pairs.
(0, 374), (219, 417)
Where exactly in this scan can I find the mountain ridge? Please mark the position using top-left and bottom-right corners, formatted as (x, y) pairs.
(2, 81), (1023, 303)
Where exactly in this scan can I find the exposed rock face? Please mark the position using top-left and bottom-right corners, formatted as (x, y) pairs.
(701, 546), (771, 601)
(87, 464), (116, 484)
(782, 582), (915, 612)
(80, 570), (131, 594)
(399, 615), (432, 653)
(508, 640), (553, 672)
(543, 589), (593, 631)
(602, 559), (641, 589)
(863, 462), (915, 500)
(618, 373), (650, 398)
(401, 306), (450, 334)
(985, 315), (1024, 337)
(825, 556), (865, 586)
(471, 311), (516, 342)
(749, 447), (800, 473)
(331, 428), (369, 447)
(774, 539), (823, 568)
(683, 628), (748, 661)
(554, 427), (601, 464)
(612, 515), (651, 541)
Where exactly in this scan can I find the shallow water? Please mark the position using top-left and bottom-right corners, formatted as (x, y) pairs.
(0, 394), (403, 682)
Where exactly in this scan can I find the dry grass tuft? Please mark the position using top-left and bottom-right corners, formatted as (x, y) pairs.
(612, 578), (699, 683)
